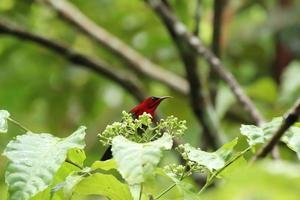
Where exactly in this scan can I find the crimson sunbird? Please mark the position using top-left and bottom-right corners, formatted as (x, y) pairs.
(101, 96), (171, 160)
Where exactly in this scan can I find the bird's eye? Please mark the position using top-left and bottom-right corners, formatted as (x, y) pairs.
(151, 96), (159, 101)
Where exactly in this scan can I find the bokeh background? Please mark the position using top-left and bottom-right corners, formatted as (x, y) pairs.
(1, 0), (300, 199)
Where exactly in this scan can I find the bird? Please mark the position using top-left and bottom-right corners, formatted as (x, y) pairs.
(101, 96), (171, 160)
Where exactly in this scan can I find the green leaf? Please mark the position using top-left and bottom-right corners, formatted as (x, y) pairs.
(2, 126), (86, 200)
(66, 148), (86, 168)
(241, 118), (300, 159)
(281, 126), (300, 159)
(73, 159), (132, 200)
(240, 125), (266, 146)
(184, 138), (238, 172)
(0, 110), (10, 133)
(111, 133), (173, 185)
(240, 118), (282, 146)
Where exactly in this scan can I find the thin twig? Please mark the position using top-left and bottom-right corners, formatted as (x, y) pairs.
(43, 0), (189, 95)
(254, 98), (300, 160)
(144, 0), (264, 126)
(0, 20), (145, 102)
(7, 117), (31, 132)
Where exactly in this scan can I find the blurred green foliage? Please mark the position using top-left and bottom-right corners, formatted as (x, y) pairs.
(1, 0), (300, 199)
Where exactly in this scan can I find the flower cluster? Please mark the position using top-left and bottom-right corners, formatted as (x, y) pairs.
(164, 164), (187, 178)
(98, 111), (187, 145)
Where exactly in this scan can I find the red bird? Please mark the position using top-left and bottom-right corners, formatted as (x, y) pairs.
(101, 96), (171, 160)
(129, 96), (171, 119)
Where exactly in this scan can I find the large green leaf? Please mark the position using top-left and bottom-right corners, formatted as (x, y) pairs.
(73, 159), (132, 200)
(0, 110), (10, 133)
(111, 133), (173, 185)
(183, 138), (238, 172)
(112, 133), (173, 200)
(2, 126), (86, 200)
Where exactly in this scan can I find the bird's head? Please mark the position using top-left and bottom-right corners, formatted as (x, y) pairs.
(129, 96), (172, 118)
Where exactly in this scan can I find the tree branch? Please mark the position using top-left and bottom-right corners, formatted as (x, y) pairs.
(254, 98), (300, 160)
(159, 1), (223, 149)
(144, 0), (264, 126)
(211, 0), (225, 57)
(42, 0), (189, 95)
(0, 20), (145, 102)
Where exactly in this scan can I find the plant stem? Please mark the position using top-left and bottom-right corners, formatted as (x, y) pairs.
(7, 117), (31, 132)
(154, 166), (187, 200)
(65, 158), (83, 170)
(139, 183), (143, 200)
(153, 183), (176, 200)
(198, 146), (251, 194)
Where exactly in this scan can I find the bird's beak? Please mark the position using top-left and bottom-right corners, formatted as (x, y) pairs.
(159, 96), (173, 101)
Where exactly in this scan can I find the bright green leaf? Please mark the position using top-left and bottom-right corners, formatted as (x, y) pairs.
(73, 160), (132, 200)
(0, 110), (10, 133)
(67, 148), (86, 168)
(2, 126), (86, 200)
